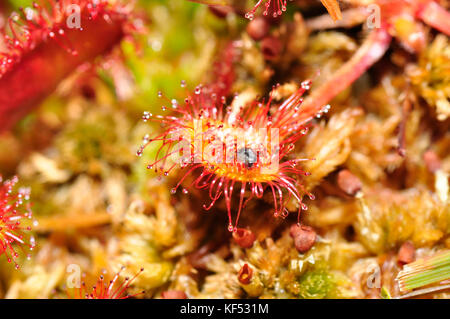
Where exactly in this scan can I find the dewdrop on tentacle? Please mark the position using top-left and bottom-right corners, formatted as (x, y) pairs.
(244, 0), (342, 21)
(188, 0), (343, 21)
(139, 80), (325, 232)
(0, 176), (37, 270)
(245, 0), (289, 20)
(67, 266), (145, 299)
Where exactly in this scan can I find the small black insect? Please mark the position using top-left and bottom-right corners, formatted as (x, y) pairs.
(237, 147), (257, 169)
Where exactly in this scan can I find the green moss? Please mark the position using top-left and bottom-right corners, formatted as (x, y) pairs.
(55, 109), (134, 174)
(297, 270), (336, 299)
(8, 0), (32, 9)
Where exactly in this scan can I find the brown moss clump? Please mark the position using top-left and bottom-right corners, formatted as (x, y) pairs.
(408, 35), (450, 121)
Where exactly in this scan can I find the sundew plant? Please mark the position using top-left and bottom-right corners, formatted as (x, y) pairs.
(0, 0), (448, 301)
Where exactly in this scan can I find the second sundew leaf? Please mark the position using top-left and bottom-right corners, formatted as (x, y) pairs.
(0, 0), (129, 131)
(396, 250), (450, 293)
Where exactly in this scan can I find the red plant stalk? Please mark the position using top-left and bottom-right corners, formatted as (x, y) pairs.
(0, 0), (128, 131)
(375, 0), (450, 37)
(298, 0), (450, 118)
(296, 27), (392, 121)
(415, 0), (450, 35)
(0, 175), (36, 269)
(68, 267), (144, 299)
(320, 0), (343, 21)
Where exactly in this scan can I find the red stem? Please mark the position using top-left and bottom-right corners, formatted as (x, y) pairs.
(415, 1), (450, 36)
(295, 27), (392, 122)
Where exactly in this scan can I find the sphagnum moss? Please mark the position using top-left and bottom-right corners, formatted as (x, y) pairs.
(0, 0), (449, 300)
